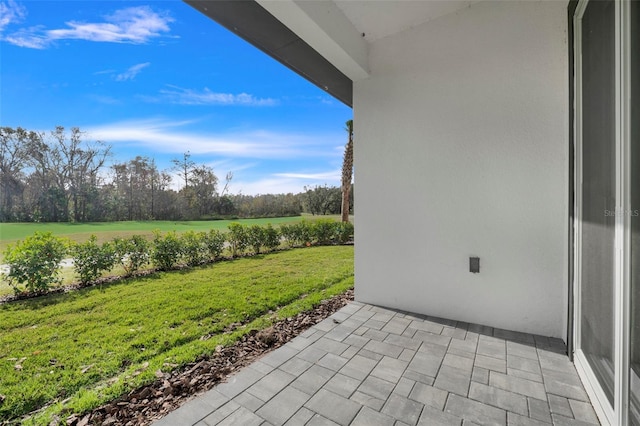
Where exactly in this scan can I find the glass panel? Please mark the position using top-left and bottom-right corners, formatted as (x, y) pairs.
(579, 0), (616, 406)
(629, 1), (640, 424)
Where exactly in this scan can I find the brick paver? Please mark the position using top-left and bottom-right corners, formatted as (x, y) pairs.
(153, 303), (600, 426)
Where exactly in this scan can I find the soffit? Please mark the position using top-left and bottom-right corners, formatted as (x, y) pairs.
(334, 1), (478, 42)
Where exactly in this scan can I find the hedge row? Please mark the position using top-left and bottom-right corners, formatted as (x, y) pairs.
(1, 219), (354, 294)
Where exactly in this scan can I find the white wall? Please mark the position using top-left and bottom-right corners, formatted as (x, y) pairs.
(354, 1), (569, 339)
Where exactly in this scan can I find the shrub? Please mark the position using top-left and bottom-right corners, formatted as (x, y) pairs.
(203, 229), (226, 261)
(247, 225), (266, 254)
(335, 221), (355, 244)
(292, 221), (313, 247)
(181, 231), (208, 266)
(71, 236), (116, 284)
(2, 231), (67, 293)
(279, 222), (312, 247)
(312, 219), (338, 245)
(278, 223), (297, 248)
(113, 235), (149, 276)
(151, 231), (182, 271)
(263, 224), (280, 252)
(227, 223), (249, 257)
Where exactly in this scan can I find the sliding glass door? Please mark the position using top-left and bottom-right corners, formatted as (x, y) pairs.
(575, 0), (616, 413)
(580, 0), (617, 407)
(574, 1), (637, 424)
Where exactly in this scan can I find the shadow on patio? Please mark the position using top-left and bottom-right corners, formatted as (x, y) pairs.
(153, 302), (599, 426)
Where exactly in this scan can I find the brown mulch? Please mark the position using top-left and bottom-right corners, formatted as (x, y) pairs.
(60, 289), (354, 426)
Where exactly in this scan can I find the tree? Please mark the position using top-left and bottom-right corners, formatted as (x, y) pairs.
(341, 119), (354, 223)
(24, 131), (59, 221)
(0, 127), (37, 221)
(152, 172), (180, 220)
(220, 171), (233, 196)
(50, 127), (111, 221)
(303, 185), (341, 215)
(171, 152), (195, 189)
(187, 164), (218, 217)
(111, 156), (161, 220)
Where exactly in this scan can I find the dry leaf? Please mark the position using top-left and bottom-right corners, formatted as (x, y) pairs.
(14, 357), (26, 371)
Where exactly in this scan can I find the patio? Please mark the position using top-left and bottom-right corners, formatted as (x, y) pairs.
(152, 302), (599, 426)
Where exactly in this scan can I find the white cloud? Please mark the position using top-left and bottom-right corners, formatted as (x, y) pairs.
(84, 118), (346, 196)
(86, 118), (337, 159)
(158, 85), (277, 106)
(2, 6), (172, 49)
(3, 26), (47, 48)
(232, 170), (341, 196)
(0, 0), (26, 32)
(94, 69), (116, 75)
(231, 178), (318, 196)
(233, 177), (306, 196)
(207, 159), (257, 174)
(275, 171), (340, 181)
(116, 62), (150, 81)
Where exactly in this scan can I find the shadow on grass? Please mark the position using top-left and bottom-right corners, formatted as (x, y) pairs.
(0, 271), (165, 312)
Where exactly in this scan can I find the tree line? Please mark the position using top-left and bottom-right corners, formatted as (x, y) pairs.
(0, 126), (353, 222)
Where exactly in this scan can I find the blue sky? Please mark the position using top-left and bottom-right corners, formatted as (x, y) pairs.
(0, 0), (352, 195)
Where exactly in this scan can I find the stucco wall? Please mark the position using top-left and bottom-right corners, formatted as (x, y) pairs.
(353, 1), (569, 339)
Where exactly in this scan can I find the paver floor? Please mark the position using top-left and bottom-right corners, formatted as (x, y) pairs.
(153, 302), (600, 426)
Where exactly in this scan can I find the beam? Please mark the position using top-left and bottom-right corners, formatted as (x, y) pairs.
(256, 0), (370, 81)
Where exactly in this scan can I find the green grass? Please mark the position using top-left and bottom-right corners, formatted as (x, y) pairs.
(0, 217), (304, 248)
(0, 245), (354, 425)
(0, 215), (345, 261)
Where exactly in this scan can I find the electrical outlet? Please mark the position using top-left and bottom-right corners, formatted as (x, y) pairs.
(470, 257), (480, 273)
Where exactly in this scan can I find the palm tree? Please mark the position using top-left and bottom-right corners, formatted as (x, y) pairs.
(341, 119), (354, 223)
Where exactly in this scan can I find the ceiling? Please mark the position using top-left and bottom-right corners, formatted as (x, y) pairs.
(334, 1), (478, 42)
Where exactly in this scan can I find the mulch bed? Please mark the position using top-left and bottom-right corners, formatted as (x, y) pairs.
(60, 289), (354, 426)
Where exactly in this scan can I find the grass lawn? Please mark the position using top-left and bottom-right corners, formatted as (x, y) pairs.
(0, 215), (348, 262)
(0, 245), (354, 425)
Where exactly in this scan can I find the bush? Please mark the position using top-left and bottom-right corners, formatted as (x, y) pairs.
(2, 231), (67, 293)
(247, 225), (266, 254)
(279, 221), (313, 247)
(113, 235), (149, 276)
(203, 229), (226, 260)
(151, 231), (182, 271)
(311, 219), (338, 245)
(71, 236), (116, 284)
(292, 221), (313, 247)
(263, 224), (280, 252)
(227, 223), (248, 257)
(278, 223), (297, 248)
(181, 231), (208, 266)
(335, 221), (354, 244)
